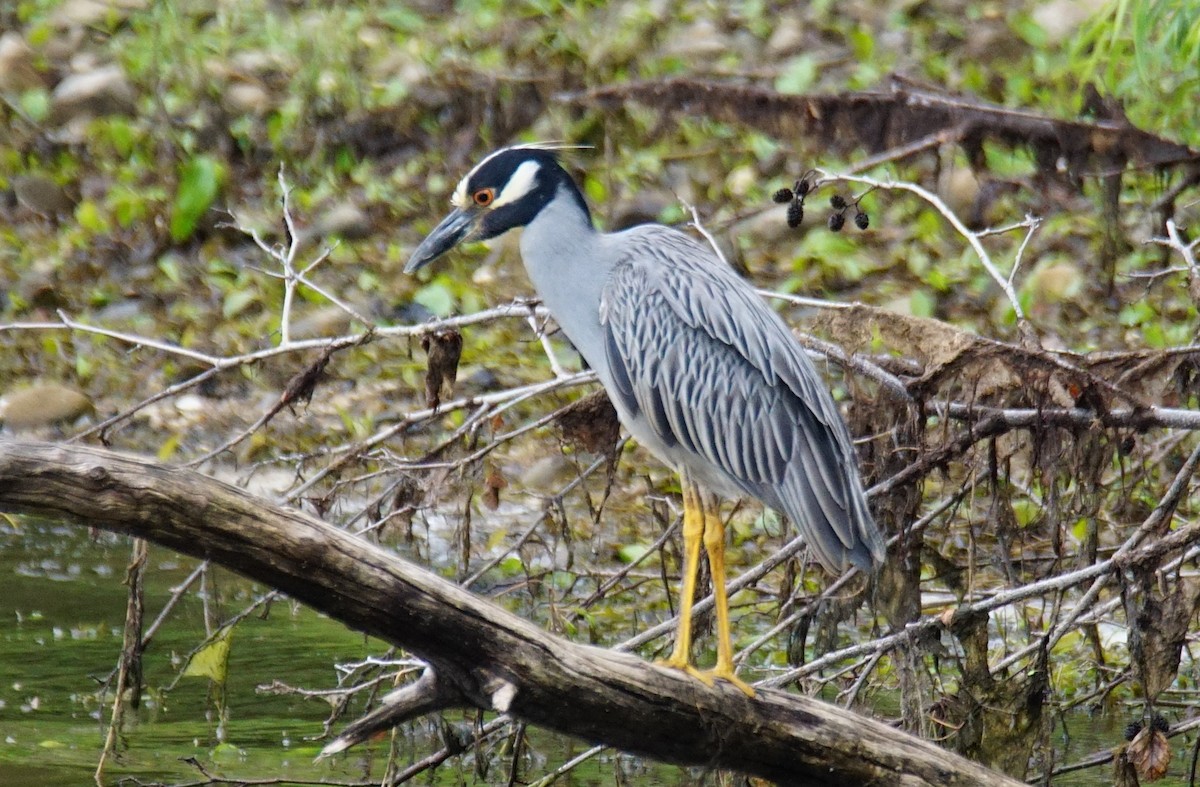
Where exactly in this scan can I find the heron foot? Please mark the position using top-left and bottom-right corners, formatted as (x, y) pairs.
(655, 657), (715, 687)
(703, 665), (756, 698)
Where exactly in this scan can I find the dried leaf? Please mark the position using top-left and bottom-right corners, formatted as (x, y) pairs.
(1128, 726), (1170, 782)
(818, 304), (978, 369)
(556, 390), (621, 454)
(1128, 576), (1200, 700)
(482, 466), (506, 511)
(421, 328), (463, 411)
(281, 346), (333, 414)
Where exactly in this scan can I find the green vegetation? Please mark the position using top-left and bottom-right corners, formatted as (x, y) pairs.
(2, 0), (1199, 784)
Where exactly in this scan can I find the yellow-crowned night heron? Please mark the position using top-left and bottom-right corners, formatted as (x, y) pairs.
(406, 144), (885, 695)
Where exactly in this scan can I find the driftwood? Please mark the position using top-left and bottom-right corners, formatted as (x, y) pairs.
(0, 440), (1024, 786)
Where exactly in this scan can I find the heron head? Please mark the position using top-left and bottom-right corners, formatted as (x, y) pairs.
(405, 144), (590, 273)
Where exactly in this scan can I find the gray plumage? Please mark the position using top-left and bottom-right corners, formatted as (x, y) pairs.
(593, 226), (881, 572)
(407, 145), (885, 574)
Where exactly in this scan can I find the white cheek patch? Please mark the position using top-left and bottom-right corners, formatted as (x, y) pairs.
(491, 160), (541, 208)
(451, 175), (471, 209)
(452, 146), (516, 209)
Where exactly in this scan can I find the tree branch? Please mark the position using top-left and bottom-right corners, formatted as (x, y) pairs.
(0, 440), (1023, 787)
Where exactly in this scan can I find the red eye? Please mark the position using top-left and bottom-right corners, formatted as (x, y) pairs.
(473, 188), (495, 206)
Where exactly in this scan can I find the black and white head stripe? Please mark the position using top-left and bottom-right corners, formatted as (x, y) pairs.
(406, 145), (592, 272)
(451, 143), (589, 210)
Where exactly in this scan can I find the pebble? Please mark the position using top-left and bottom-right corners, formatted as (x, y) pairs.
(937, 166), (981, 220)
(315, 202), (373, 240)
(51, 0), (147, 29)
(51, 64), (135, 121)
(224, 80), (272, 115)
(0, 384), (94, 431)
(0, 32), (46, 92)
(1033, 0), (1109, 44)
(12, 175), (75, 217)
(766, 16), (806, 57)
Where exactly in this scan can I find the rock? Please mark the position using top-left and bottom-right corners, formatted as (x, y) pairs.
(291, 305), (356, 338)
(51, 64), (135, 120)
(12, 174), (75, 216)
(224, 80), (272, 115)
(937, 166), (981, 221)
(1033, 0), (1108, 44)
(174, 393), (206, 414)
(520, 454), (573, 492)
(15, 265), (68, 310)
(0, 384), (94, 431)
(608, 189), (673, 231)
(724, 164), (758, 198)
(294, 201), (374, 250)
(51, 0), (147, 29)
(1029, 261), (1084, 304)
(42, 27), (86, 67)
(315, 201), (373, 240)
(766, 16), (806, 57)
(664, 19), (729, 58)
(0, 32), (48, 92)
(230, 50), (289, 77)
(732, 203), (794, 247)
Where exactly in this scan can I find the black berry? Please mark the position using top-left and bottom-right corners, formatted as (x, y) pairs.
(828, 212), (845, 232)
(772, 188), (794, 204)
(1151, 715), (1170, 734)
(795, 178), (811, 197)
(854, 211), (869, 230)
(786, 201), (804, 228)
(830, 194), (847, 210)
(1124, 721), (1143, 741)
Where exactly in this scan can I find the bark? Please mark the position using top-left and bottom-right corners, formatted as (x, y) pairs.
(0, 440), (1024, 787)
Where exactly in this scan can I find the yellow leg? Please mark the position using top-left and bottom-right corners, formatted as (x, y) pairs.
(658, 478), (712, 685)
(699, 491), (755, 697)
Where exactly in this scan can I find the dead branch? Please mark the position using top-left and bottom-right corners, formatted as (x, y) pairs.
(565, 77), (1199, 174)
(0, 439), (1024, 787)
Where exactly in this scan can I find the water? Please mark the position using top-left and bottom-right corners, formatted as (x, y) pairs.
(0, 517), (677, 785)
(0, 521), (380, 784)
(2, 518), (1195, 785)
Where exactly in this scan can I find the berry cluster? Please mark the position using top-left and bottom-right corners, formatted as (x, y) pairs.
(1124, 714), (1171, 741)
(772, 175), (870, 232)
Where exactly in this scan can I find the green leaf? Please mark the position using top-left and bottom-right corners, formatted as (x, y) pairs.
(75, 200), (110, 234)
(170, 155), (226, 242)
(1071, 518), (1089, 543)
(909, 289), (937, 318)
(183, 626), (233, 684)
(157, 433), (183, 462)
(157, 254), (182, 284)
(616, 543), (650, 564)
(211, 742), (245, 761)
(774, 55), (817, 95)
(19, 88), (50, 122)
(413, 281), (455, 317)
(1011, 498), (1040, 528)
(222, 287), (258, 319)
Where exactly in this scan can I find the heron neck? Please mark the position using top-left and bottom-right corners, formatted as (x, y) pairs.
(518, 184), (610, 372)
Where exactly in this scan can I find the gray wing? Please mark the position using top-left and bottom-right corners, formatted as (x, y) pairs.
(600, 226), (884, 572)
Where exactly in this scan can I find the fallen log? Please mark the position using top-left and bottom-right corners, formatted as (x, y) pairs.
(0, 440), (1023, 786)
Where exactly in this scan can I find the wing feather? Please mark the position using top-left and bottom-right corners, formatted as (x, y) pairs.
(600, 225), (884, 572)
